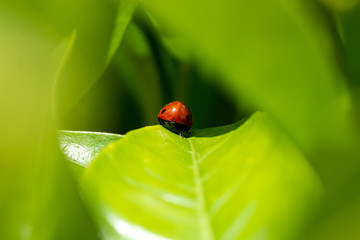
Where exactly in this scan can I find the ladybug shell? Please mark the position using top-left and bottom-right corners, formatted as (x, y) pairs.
(158, 101), (193, 126)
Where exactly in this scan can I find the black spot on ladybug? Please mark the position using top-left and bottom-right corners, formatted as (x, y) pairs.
(186, 115), (190, 122)
(161, 109), (166, 114)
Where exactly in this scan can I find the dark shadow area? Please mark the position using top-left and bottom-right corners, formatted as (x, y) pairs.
(191, 115), (250, 138)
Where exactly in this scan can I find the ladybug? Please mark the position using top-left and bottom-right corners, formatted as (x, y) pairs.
(158, 101), (193, 137)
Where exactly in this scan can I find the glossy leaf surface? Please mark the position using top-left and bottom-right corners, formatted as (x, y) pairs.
(81, 112), (322, 240)
(58, 130), (123, 168)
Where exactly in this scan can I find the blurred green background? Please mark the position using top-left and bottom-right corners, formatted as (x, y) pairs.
(1, 0), (360, 239)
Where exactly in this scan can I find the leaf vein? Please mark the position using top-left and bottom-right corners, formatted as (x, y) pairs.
(188, 139), (215, 240)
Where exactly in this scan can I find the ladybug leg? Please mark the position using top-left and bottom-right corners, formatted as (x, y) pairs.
(179, 132), (184, 138)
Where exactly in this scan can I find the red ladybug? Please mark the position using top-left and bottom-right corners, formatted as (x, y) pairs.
(157, 101), (193, 136)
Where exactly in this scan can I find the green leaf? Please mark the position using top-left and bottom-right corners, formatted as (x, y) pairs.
(0, 8), (100, 240)
(340, 4), (360, 85)
(58, 130), (123, 168)
(112, 22), (164, 126)
(106, 0), (139, 64)
(51, 0), (138, 114)
(81, 112), (322, 240)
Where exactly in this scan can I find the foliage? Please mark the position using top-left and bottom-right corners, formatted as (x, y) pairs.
(68, 113), (321, 239)
(1, 0), (360, 239)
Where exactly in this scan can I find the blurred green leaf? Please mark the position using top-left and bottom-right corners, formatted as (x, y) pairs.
(107, 0), (139, 64)
(30, 130), (101, 240)
(112, 22), (164, 125)
(308, 194), (360, 240)
(81, 112), (322, 240)
(319, 0), (360, 11)
(0, 0), (138, 113)
(0, 7), (100, 240)
(50, 0), (138, 114)
(339, 5), (360, 85)
(58, 130), (123, 168)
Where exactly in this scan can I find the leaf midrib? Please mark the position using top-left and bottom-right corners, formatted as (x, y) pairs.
(188, 138), (215, 240)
